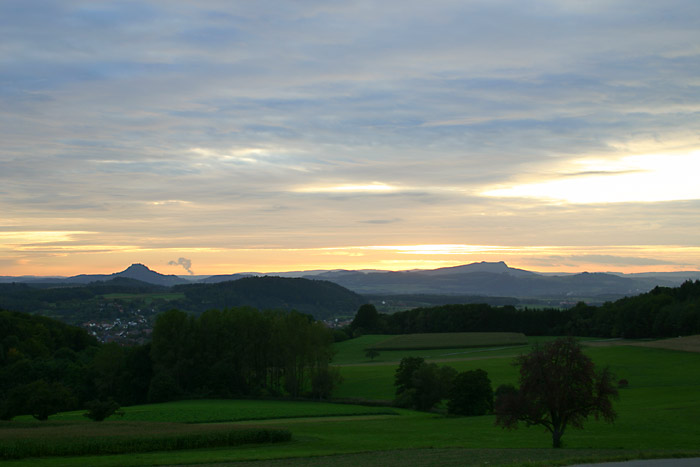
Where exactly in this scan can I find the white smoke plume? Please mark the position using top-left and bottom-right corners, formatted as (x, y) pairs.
(169, 257), (194, 275)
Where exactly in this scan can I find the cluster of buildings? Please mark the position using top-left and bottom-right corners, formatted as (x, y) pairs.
(82, 311), (153, 345)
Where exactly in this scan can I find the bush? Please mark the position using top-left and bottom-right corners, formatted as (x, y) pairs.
(393, 357), (456, 411)
(410, 364), (456, 411)
(394, 357), (425, 396)
(618, 379), (629, 388)
(0, 400), (13, 421)
(495, 383), (518, 400)
(333, 329), (350, 342)
(447, 369), (493, 416)
(84, 399), (124, 421)
(3, 380), (77, 421)
(310, 367), (343, 400)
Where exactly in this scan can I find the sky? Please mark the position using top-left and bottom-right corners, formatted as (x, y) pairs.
(2, 0), (700, 277)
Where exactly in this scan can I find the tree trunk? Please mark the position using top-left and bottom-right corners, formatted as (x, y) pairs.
(552, 429), (563, 448)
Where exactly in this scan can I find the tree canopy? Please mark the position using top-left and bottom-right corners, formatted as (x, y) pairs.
(1, 306), (338, 420)
(350, 303), (381, 335)
(150, 307), (337, 399)
(495, 337), (618, 448)
(447, 369), (493, 416)
(393, 357), (456, 411)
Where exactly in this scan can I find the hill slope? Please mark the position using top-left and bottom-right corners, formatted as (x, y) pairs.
(174, 276), (365, 319)
(313, 263), (674, 300)
(67, 263), (189, 286)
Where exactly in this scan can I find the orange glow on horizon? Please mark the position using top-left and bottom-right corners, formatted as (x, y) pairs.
(2, 243), (698, 277)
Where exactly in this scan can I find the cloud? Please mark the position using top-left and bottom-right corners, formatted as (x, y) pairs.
(3, 1), (700, 274)
(482, 151), (700, 204)
(294, 183), (398, 194)
(360, 218), (402, 225)
(553, 255), (679, 267)
(169, 257), (194, 275)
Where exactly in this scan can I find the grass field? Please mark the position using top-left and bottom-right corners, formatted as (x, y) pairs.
(46, 399), (398, 423)
(3, 336), (700, 466)
(332, 334), (538, 365)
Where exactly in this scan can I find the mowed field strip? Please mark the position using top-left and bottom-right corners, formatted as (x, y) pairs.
(630, 335), (700, 353)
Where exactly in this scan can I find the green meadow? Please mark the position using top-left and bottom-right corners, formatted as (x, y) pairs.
(3, 335), (700, 466)
(332, 333), (535, 365)
(45, 399), (398, 423)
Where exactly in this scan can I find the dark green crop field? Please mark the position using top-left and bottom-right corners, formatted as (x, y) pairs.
(366, 332), (528, 350)
(3, 337), (700, 466)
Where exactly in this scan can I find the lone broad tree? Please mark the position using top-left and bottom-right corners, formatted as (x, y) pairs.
(495, 337), (618, 448)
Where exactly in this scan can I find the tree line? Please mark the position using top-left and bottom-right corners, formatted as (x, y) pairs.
(0, 307), (338, 420)
(350, 280), (700, 338)
(149, 308), (338, 401)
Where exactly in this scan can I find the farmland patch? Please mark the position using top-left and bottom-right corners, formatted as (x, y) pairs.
(631, 335), (700, 353)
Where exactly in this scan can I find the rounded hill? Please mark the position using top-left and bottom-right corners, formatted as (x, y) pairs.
(174, 276), (365, 319)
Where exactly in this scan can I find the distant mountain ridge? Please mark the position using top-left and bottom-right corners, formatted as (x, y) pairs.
(201, 261), (700, 302)
(310, 267), (684, 300)
(66, 263), (189, 286)
(3, 261), (700, 304)
(419, 261), (535, 277)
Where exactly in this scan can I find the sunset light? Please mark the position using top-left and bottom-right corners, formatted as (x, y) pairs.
(482, 150), (700, 204)
(1, 1), (699, 276)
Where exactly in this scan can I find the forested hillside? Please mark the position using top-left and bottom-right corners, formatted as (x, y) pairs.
(0, 276), (364, 343)
(0, 309), (102, 418)
(353, 280), (700, 339)
(173, 276), (364, 318)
